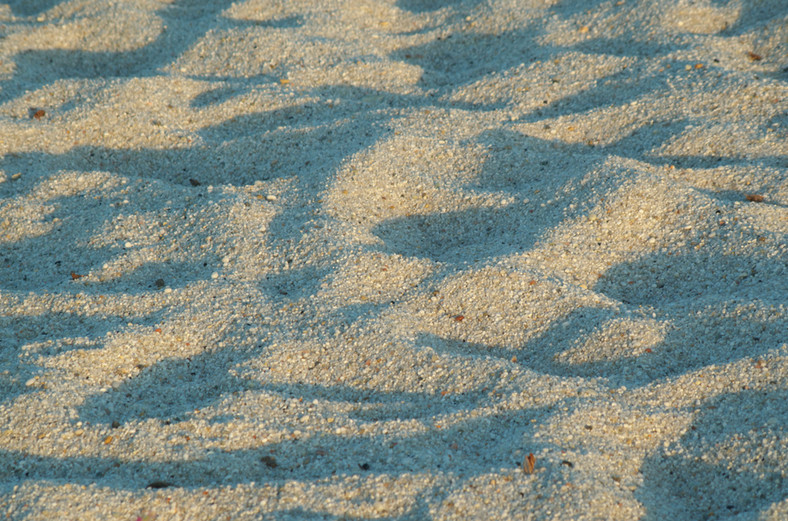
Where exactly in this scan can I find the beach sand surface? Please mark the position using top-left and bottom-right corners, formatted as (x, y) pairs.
(0, 0), (787, 519)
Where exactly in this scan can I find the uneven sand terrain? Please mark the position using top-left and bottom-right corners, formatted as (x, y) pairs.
(0, 0), (787, 519)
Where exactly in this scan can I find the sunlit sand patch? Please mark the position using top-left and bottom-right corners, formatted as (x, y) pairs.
(0, 4), (162, 53)
(325, 131), (500, 229)
(225, 0), (426, 36)
(738, 203), (788, 237)
(640, 383), (788, 518)
(513, 75), (786, 150)
(0, 196), (56, 242)
(404, 266), (614, 352)
(289, 60), (423, 91)
(555, 317), (667, 364)
(631, 343), (788, 410)
(36, 285), (264, 387)
(318, 251), (433, 306)
(542, 402), (692, 452)
(168, 27), (364, 79)
(517, 157), (693, 286)
(661, 4), (739, 35)
(0, 77), (215, 152)
(537, 0), (656, 47)
(657, 121), (788, 161)
(450, 51), (634, 110)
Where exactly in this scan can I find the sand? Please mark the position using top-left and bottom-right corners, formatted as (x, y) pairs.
(0, 0), (786, 519)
